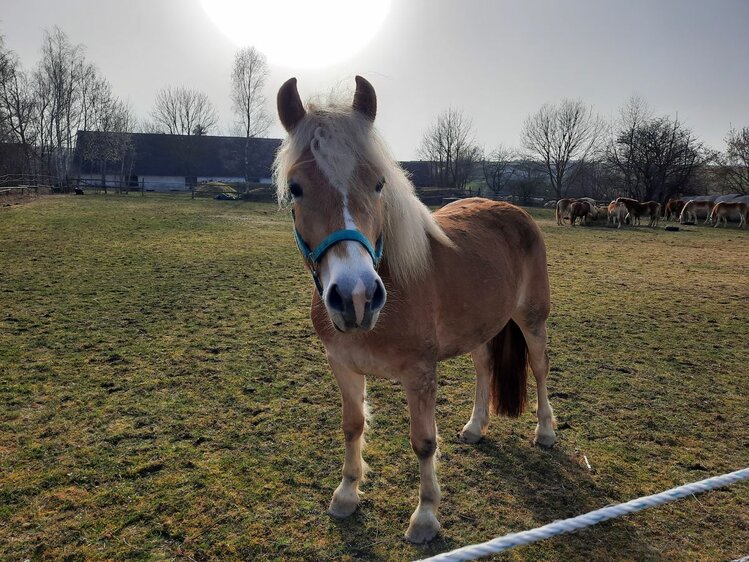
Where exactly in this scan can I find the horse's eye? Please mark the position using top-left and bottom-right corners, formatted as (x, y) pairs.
(289, 183), (303, 198)
(375, 178), (385, 193)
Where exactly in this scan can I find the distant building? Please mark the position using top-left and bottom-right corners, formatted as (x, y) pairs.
(74, 131), (282, 191)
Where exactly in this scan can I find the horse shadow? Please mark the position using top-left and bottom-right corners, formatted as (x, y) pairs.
(412, 436), (666, 561)
(327, 435), (665, 561)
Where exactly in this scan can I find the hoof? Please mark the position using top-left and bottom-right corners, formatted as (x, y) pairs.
(534, 425), (556, 449)
(405, 510), (440, 544)
(458, 428), (483, 444)
(459, 421), (485, 444)
(329, 486), (359, 519)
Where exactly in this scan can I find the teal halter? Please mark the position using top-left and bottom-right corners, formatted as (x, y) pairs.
(292, 212), (383, 296)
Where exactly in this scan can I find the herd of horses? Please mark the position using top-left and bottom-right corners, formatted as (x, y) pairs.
(555, 196), (749, 229)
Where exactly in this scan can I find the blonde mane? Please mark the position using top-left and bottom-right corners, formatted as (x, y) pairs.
(273, 100), (453, 287)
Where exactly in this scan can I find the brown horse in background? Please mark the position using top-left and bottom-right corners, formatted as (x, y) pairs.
(664, 199), (685, 221)
(569, 200), (591, 226)
(275, 76), (557, 543)
(616, 197), (661, 227)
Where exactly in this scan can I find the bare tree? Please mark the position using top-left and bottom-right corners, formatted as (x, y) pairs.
(0, 39), (38, 174)
(482, 144), (517, 196)
(231, 46), (270, 186)
(521, 99), (604, 199)
(79, 94), (135, 193)
(33, 27), (91, 185)
(606, 95), (652, 197)
(419, 108), (479, 191)
(715, 126), (749, 194)
(231, 46), (270, 138)
(608, 110), (704, 202)
(149, 86), (218, 135)
(568, 159), (618, 201)
(0, 34), (11, 141)
(512, 156), (546, 205)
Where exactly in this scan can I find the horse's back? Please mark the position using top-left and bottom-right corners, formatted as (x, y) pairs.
(433, 198), (544, 255)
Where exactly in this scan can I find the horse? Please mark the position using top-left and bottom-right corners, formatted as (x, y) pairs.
(679, 199), (714, 224)
(579, 198), (600, 219)
(569, 200), (591, 226)
(664, 198), (685, 221)
(616, 197), (661, 227)
(556, 197), (597, 225)
(607, 200), (628, 228)
(556, 198), (575, 225)
(710, 201), (748, 228)
(274, 76), (557, 544)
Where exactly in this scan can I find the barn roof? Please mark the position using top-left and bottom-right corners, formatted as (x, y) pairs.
(74, 131), (282, 179)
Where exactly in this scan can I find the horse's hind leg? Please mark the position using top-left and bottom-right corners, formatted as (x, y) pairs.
(459, 344), (492, 443)
(515, 314), (556, 448)
(328, 358), (368, 518)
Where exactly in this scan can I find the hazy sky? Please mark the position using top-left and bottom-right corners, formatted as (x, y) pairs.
(2, 0), (748, 159)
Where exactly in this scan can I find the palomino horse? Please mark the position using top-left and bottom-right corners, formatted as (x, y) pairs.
(710, 201), (748, 228)
(274, 76), (556, 543)
(556, 198), (575, 225)
(607, 200), (628, 228)
(616, 197), (661, 227)
(679, 200), (714, 224)
(664, 198), (685, 221)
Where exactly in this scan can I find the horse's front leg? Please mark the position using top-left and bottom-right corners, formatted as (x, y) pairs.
(404, 372), (441, 543)
(328, 358), (367, 519)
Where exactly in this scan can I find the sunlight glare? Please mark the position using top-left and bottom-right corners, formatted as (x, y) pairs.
(200, 0), (392, 68)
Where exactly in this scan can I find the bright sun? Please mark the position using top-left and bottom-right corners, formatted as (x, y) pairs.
(200, 0), (392, 68)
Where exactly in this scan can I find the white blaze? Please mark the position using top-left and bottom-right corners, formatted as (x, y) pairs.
(310, 125), (374, 292)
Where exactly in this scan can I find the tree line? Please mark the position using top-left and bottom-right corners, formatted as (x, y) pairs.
(0, 27), (270, 188)
(2, 25), (747, 200)
(420, 97), (749, 203)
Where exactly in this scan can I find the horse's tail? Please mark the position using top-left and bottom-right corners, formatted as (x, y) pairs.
(489, 319), (528, 418)
(555, 202), (562, 225)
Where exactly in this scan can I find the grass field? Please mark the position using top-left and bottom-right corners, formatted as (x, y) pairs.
(1, 195), (748, 561)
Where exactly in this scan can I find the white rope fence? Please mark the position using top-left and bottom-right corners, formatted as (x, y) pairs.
(418, 467), (749, 562)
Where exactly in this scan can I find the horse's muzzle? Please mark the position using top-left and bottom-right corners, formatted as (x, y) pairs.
(325, 275), (386, 332)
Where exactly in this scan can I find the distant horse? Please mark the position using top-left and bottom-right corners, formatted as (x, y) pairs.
(556, 197), (597, 225)
(616, 197), (661, 227)
(274, 76), (557, 544)
(664, 199), (685, 221)
(680, 200), (714, 224)
(569, 200), (591, 226)
(556, 198), (575, 225)
(607, 200), (628, 228)
(710, 201), (748, 228)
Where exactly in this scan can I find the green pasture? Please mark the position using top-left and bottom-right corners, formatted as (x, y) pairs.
(1, 195), (747, 560)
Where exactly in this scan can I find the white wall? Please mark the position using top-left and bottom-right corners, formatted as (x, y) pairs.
(140, 176), (187, 191)
(197, 176), (244, 184)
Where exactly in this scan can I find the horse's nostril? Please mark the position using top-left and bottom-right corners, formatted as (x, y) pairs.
(327, 283), (345, 312)
(371, 280), (386, 311)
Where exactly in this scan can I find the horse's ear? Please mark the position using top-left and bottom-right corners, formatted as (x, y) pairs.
(277, 77), (306, 132)
(353, 75), (376, 122)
